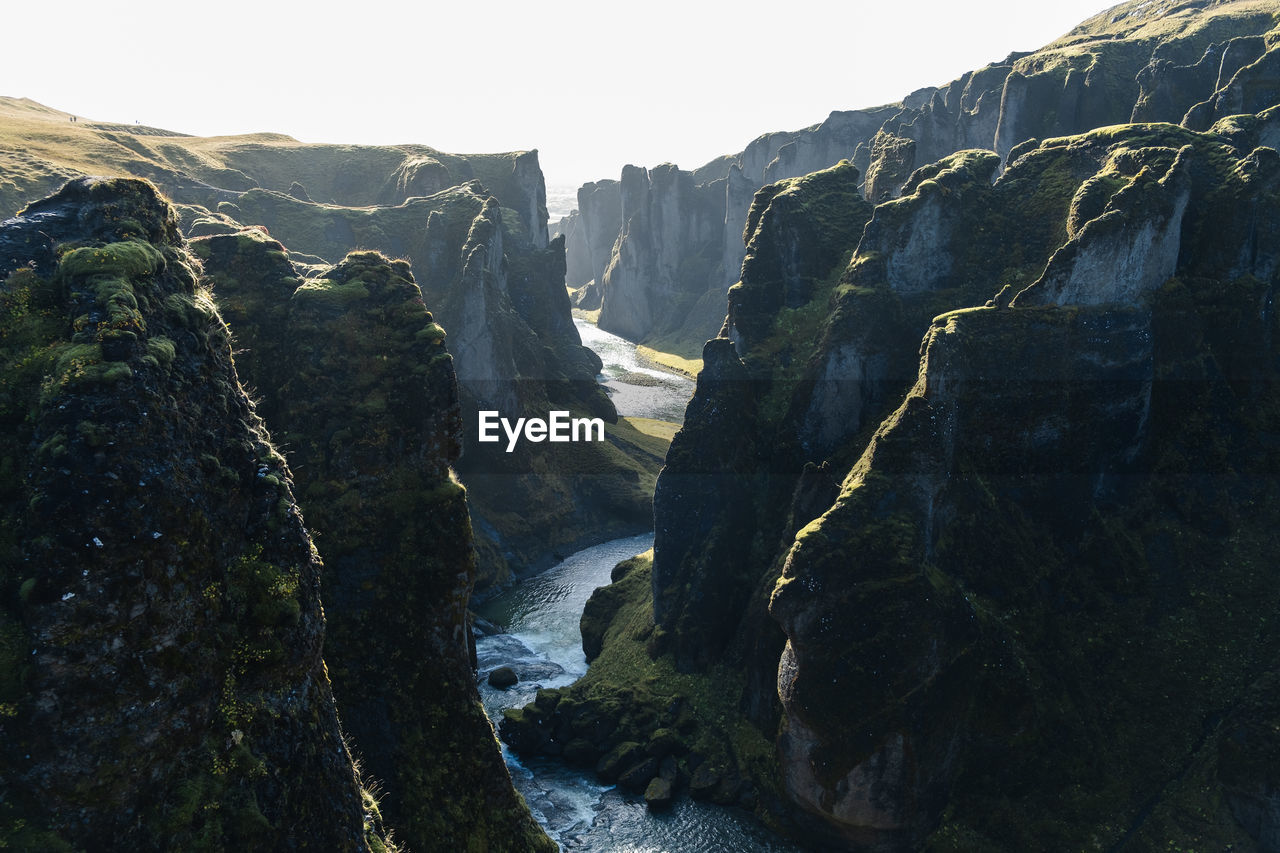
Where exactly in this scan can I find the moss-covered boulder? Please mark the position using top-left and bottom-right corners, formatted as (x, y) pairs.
(0, 178), (386, 850)
(193, 233), (555, 852)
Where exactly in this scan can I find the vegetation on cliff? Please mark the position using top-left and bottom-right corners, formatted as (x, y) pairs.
(0, 178), (390, 851)
(194, 232), (555, 852)
(528, 90), (1280, 849)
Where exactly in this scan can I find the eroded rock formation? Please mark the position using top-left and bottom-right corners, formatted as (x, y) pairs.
(0, 178), (385, 850)
(194, 234), (555, 852)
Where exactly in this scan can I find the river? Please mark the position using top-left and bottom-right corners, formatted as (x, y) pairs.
(473, 320), (803, 852)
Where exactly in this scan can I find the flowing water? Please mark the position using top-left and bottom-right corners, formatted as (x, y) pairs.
(474, 321), (803, 852)
(576, 320), (695, 424)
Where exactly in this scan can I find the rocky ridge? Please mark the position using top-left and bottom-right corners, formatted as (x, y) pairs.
(193, 234), (555, 852)
(560, 0), (1280, 358)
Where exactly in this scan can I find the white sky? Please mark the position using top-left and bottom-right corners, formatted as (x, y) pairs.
(4, 0), (1117, 188)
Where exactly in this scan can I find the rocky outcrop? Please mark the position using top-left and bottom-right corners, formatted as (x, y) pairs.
(1132, 35), (1264, 124)
(1015, 145), (1193, 306)
(863, 131), (918, 204)
(651, 338), (762, 670)
(598, 164), (727, 342)
(569, 179), (623, 292)
(772, 303), (1158, 849)
(555, 209), (591, 291)
(772, 231), (1280, 849)
(194, 234), (555, 852)
(0, 178), (387, 850)
(1183, 39), (1280, 130)
(849, 150), (1001, 296)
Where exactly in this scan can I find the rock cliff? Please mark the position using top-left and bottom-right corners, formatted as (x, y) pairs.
(566, 0), (1280, 357)
(530, 101), (1280, 848)
(0, 178), (390, 850)
(193, 233), (555, 852)
(560, 179), (622, 306)
(770, 123), (1280, 840)
(597, 164), (728, 345)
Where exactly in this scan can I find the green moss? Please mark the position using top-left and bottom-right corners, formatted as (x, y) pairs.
(221, 546), (302, 632)
(145, 335), (176, 368)
(39, 342), (132, 403)
(1066, 169), (1129, 236)
(414, 322), (447, 343)
(293, 276), (370, 312)
(56, 240), (165, 281)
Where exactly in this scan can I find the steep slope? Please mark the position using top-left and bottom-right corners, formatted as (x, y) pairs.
(770, 123), (1280, 849)
(193, 234), (555, 852)
(0, 178), (389, 851)
(510, 105), (1280, 848)
(565, 0), (1280, 356)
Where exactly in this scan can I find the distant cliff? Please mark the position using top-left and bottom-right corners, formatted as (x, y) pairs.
(508, 81), (1280, 853)
(562, 0), (1280, 357)
(0, 103), (658, 589)
(0, 178), (388, 850)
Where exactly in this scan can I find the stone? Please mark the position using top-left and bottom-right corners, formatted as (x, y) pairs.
(618, 758), (661, 793)
(488, 666), (518, 689)
(644, 777), (674, 810)
(596, 741), (644, 782)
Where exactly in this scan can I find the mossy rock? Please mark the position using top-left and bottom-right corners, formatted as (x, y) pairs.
(643, 777), (675, 811)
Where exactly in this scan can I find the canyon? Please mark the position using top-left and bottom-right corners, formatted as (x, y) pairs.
(4, 0), (1280, 850)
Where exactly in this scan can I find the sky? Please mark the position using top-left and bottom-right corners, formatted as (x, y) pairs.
(4, 0), (1118, 189)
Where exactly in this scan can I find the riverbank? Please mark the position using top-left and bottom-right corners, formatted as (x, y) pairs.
(474, 537), (804, 852)
(573, 309), (704, 379)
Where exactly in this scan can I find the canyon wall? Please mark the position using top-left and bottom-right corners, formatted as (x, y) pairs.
(561, 0), (1280, 358)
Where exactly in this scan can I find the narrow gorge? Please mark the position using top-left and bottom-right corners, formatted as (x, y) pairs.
(3, 0), (1280, 850)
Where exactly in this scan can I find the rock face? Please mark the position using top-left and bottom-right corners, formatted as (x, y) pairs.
(598, 164), (727, 343)
(1015, 146), (1193, 306)
(850, 151), (1001, 296)
(772, 303), (1159, 848)
(193, 233), (556, 853)
(565, 179), (622, 294)
(565, 0), (1280, 355)
(565, 99), (1280, 850)
(0, 178), (383, 850)
(771, 161), (1280, 844)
